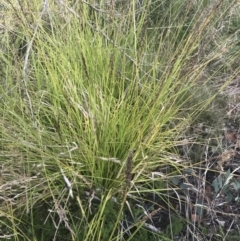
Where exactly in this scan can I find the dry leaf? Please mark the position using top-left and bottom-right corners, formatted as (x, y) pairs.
(224, 205), (231, 213)
(191, 214), (199, 222)
(225, 131), (237, 143)
(205, 184), (213, 201)
(234, 151), (240, 159)
(216, 219), (225, 227)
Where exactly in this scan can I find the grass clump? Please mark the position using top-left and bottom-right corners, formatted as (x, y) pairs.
(0, 0), (240, 240)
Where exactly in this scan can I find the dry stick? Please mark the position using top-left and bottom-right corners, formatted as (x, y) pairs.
(22, 0), (48, 122)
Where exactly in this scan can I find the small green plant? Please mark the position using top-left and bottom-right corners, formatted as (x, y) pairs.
(166, 215), (184, 238)
(212, 168), (240, 203)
